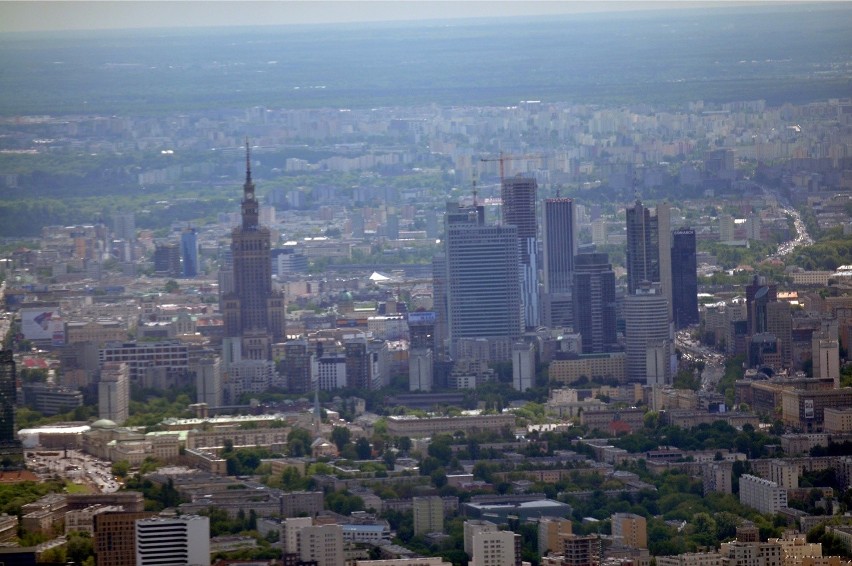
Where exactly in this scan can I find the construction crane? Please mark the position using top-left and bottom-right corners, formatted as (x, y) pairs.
(479, 151), (549, 184)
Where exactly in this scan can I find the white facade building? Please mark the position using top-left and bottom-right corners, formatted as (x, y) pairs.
(739, 474), (788, 514)
(136, 515), (210, 566)
(98, 362), (129, 425)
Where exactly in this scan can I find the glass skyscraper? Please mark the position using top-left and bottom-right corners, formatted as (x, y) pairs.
(180, 228), (199, 277)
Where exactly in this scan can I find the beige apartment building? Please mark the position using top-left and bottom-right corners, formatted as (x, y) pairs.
(611, 512), (647, 549)
(549, 353), (626, 384)
(386, 414), (516, 438)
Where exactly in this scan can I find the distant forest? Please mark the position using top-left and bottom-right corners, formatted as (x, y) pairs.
(1, 4), (851, 115)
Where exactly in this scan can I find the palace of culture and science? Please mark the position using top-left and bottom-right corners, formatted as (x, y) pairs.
(221, 142), (286, 360)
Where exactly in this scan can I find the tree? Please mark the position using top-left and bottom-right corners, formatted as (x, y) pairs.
(382, 449), (396, 471)
(164, 279), (180, 293)
(355, 437), (372, 459)
(66, 531), (95, 565)
(331, 426), (351, 452)
(427, 437), (453, 465)
(111, 460), (130, 478)
(287, 428), (312, 457)
(397, 436), (412, 453)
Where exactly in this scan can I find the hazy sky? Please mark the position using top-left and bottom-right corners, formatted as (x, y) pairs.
(0, 1), (771, 34)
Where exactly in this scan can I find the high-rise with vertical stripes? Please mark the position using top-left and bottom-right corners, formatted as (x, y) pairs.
(501, 175), (539, 328)
(542, 197), (576, 328)
(444, 202), (522, 360)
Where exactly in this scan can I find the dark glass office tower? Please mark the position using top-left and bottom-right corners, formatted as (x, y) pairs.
(502, 175), (539, 328)
(671, 228), (699, 328)
(625, 199), (659, 294)
(542, 198), (575, 328)
(0, 351), (23, 469)
(573, 253), (618, 354)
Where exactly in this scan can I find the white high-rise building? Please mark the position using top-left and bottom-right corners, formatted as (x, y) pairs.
(739, 474), (788, 514)
(298, 524), (344, 566)
(194, 357), (222, 407)
(409, 348), (433, 392)
(312, 354), (347, 391)
(98, 362), (129, 425)
(464, 520), (498, 558)
(136, 515), (210, 566)
(624, 283), (672, 385)
(282, 517), (313, 554)
(470, 529), (520, 566)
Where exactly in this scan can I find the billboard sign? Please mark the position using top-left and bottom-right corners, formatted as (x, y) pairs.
(408, 312), (436, 325)
(21, 308), (61, 341)
(804, 399), (814, 419)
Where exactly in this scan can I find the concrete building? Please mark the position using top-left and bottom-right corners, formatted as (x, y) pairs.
(93, 511), (155, 566)
(611, 512), (647, 549)
(512, 341), (535, 392)
(769, 534), (823, 566)
(623, 283), (671, 385)
(413, 496), (444, 536)
(135, 515), (210, 566)
(720, 541), (783, 566)
(462, 498), (572, 522)
(281, 491), (324, 518)
(768, 459), (799, 489)
(313, 353), (347, 391)
(298, 523), (345, 566)
(813, 337), (840, 382)
(355, 559), (452, 566)
(464, 520), (499, 558)
(193, 357), (222, 408)
(781, 388), (852, 432)
(824, 408), (852, 433)
(282, 517), (313, 554)
(739, 474), (788, 514)
(470, 528), (521, 566)
(99, 341), (189, 384)
(98, 362), (129, 426)
(539, 517), (573, 556)
(443, 202), (522, 361)
(284, 340), (312, 394)
(65, 320), (126, 346)
(548, 353), (626, 385)
(702, 461), (733, 495)
(656, 553), (726, 566)
(385, 413), (516, 438)
(409, 348), (433, 392)
(559, 534), (601, 566)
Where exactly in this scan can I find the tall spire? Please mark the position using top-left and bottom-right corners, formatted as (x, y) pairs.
(241, 138), (259, 229)
(313, 387), (322, 436)
(244, 138), (254, 194)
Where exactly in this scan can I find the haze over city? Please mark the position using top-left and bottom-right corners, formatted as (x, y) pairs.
(1, 2), (852, 565)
